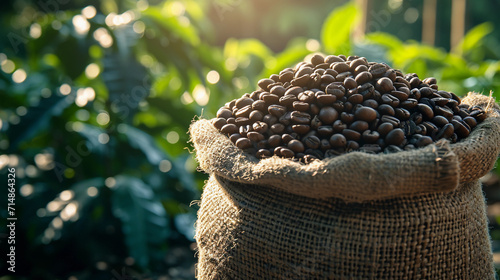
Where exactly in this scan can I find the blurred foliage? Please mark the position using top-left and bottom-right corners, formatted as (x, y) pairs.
(1, 0), (500, 279)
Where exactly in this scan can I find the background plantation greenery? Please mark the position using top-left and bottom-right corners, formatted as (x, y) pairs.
(1, 0), (500, 279)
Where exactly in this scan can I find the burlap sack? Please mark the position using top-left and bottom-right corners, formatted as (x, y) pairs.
(190, 93), (500, 280)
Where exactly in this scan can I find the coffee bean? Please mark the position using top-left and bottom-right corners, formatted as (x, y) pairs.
(329, 134), (346, 148)
(395, 108), (410, 120)
(434, 106), (454, 120)
(362, 99), (379, 109)
(381, 94), (400, 107)
(355, 71), (373, 84)
(287, 139), (305, 153)
(292, 124), (310, 134)
(463, 116), (477, 129)
(212, 118), (227, 130)
(317, 126), (334, 136)
(217, 108), (233, 119)
(400, 98), (418, 110)
(318, 107), (338, 124)
(258, 79), (274, 91)
(375, 77), (393, 93)
(452, 120), (470, 138)
(235, 117), (251, 126)
(235, 105), (252, 118)
(349, 120), (369, 133)
(284, 86), (303, 96)
(317, 94), (337, 105)
(235, 137), (252, 149)
(252, 121), (268, 133)
(291, 111), (312, 124)
(385, 128), (405, 146)
(347, 93), (364, 105)
(303, 135), (321, 149)
(362, 130), (380, 143)
(268, 105), (287, 117)
(355, 106), (377, 122)
(235, 97), (254, 109)
(279, 94), (298, 108)
(342, 129), (361, 141)
(368, 63), (387, 78)
(381, 115), (400, 128)
(249, 110), (264, 122)
(417, 104), (434, 120)
(432, 115), (449, 127)
(263, 114), (278, 125)
(378, 104), (395, 116)
(221, 123), (238, 135)
(436, 123), (454, 139)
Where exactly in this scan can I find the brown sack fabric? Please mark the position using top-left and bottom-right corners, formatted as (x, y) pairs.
(190, 93), (500, 280)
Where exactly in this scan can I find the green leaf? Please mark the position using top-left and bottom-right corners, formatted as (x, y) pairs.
(321, 2), (358, 54)
(74, 123), (107, 155)
(119, 124), (166, 165)
(101, 53), (149, 121)
(111, 175), (169, 268)
(7, 93), (73, 151)
(456, 22), (493, 54)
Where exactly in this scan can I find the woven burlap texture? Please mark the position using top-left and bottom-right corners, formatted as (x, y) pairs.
(190, 93), (500, 280)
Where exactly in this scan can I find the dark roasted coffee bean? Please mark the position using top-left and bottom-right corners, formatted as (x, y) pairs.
(368, 63), (387, 78)
(318, 107), (338, 124)
(381, 115), (400, 127)
(354, 106), (377, 122)
(434, 106), (454, 120)
(235, 105), (252, 118)
(470, 109), (487, 122)
(291, 111), (311, 124)
(249, 110), (264, 122)
(235, 137), (252, 149)
(436, 123), (454, 139)
(262, 93), (280, 105)
(303, 135), (321, 149)
(415, 136), (432, 147)
(268, 104), (286, 117)
(256, 149), (272, 158)
(362, 130), (380, 143)
(284, 86), (303, 97)
(343, 77), (357, 89)
(252, 121), (268, 133)
(270, 85), (286, 97)
(252, 100), (267, 111)
(418, 104), (434, 120)
(279, 111), (292, 126)
(310, 103), (320, 115)
(452, 120), (470, 138)
(229, 133), (242, 144)
(235, 97), (254, 109)
(332, 62), (350, 73)
(463, 116), (477, 129)
(268, 134), (281, 147)
(346, 140), (360, 151)
(239, 125), (251, 137)
(375, 77), (393, 93)
(329, 133), (347, 148)
(340, 112), (355, 124)
(318, 126), (334, 136)
(270, 123), (285, 134)
(400, 98), (418, 110)
(279, 95), (298, 108)
(378, 104), (395, 116)
(320, 139), (331, 151)
(263, 114), (278, 125)
(280, 147), (295, 158)
(325, 84), (346, 98)
(292, 74), (311, 87)
(391, 90), (409, 102)
(422, 121), (438, 135)
(247, 131), (264, 142)
(342, 129), (361, 141)
(258, 79), (274, 91)
(292, 124), (311, 134)
(432, 115), (449, 127)
(217, 108), (233, 119)
(212, 118), (227, 130)
(381, 94), (400, 107)
(332, 120), (347, 132)
(349, 120), (369, 133)
(385, 128), (405, 146)
(287, 139), (305, 153)
(293, 101), (310, 111)
(298, 90), (316, 103)
(355, 71), (372, 84)
(321, 74), (336, 84)
(279, 71), (294, 83)
(347, 93), (364, 104)
(395, 108), (410, 120)
(317, 94), (337, 105)
(220, 123), (238, 135)
(226, 117), (236, 124)
(362, 99), (378, 109)
(431, 97), (449, 106)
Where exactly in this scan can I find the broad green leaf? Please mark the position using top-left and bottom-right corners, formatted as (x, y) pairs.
(321, 2), (358, 54)
(111, 175), (169, 268)
(7, 93), (73, 151)
(364, 32), (403, 51)
(119, 124), (166, 165)
(456, 22), (493, 54)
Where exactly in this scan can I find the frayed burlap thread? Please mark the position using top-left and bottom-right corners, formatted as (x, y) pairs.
(190, 93), (500, 280)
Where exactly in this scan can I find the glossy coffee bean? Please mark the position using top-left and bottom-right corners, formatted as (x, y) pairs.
(385, 128), (405, 146)
(235, 137), (252, 149)
(318, 107), (338, 124)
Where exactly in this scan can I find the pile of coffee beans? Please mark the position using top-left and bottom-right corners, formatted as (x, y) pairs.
(211, 54), (487, 163)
